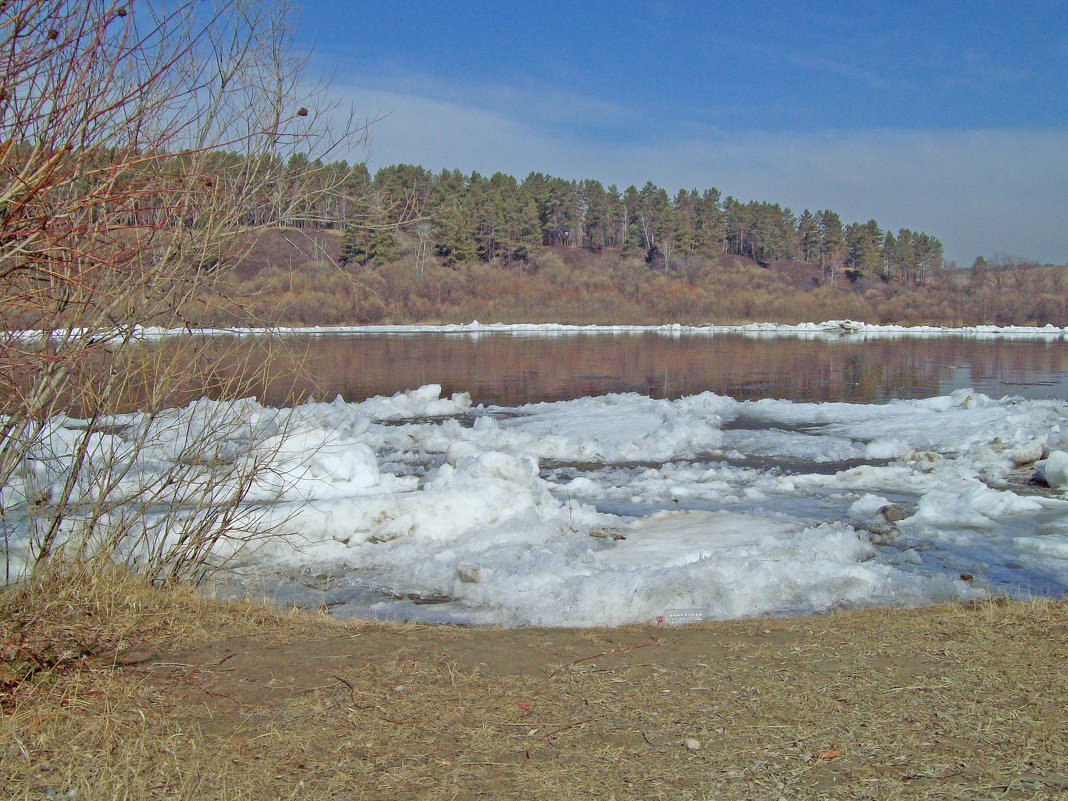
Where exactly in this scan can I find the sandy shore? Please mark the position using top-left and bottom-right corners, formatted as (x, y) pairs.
(2, 574), (1066, 800)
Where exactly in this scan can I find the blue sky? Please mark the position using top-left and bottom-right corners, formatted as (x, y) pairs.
(295, 1), (1068, 265)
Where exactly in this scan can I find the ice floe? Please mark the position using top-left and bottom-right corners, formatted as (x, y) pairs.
(2, 384), (1067, 626)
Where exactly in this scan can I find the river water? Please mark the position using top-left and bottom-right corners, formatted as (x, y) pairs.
(174, 330), (1068, 407)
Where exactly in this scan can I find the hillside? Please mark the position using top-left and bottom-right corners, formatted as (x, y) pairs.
(207, 228), (1067, 328)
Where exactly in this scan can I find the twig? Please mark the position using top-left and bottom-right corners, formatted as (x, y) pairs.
(212, 651), (236, 666)
(332, 673), (356, 696)
(900, 768), (964, 780)
(588, 662), (654, 674)
(547, 637), (660, 679)
(983, 774), (1068, 794)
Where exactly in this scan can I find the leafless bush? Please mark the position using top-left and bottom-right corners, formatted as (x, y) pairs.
(1, 0), (366, 583)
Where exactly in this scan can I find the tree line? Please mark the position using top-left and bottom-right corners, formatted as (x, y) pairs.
(1, 125), (945, 286)
(331, 163), (946, 283)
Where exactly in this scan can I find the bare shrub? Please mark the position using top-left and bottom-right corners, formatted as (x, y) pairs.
(1, 0), (365, 583)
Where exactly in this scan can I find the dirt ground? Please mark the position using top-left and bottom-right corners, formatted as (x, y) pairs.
(2, 575), (1066, 800)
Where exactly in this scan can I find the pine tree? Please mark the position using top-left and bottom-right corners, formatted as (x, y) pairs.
(817, 210), (844, 270)
(798, 210), (819, 262)
(845, 219), (883, 275)
(695, 188), (725, 256)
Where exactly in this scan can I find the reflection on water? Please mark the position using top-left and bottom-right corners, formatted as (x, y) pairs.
(258, 333), (1068, 406)
(100, 332), (1068, 413)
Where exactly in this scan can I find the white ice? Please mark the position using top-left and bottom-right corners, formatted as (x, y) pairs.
(10, 319), (1067, 346)
(3, 384), (1066, 626)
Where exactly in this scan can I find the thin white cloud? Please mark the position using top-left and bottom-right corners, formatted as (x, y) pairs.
(961, 50), (1031, 86)
(339, 71), (636, 135)
(346, 86), (579, 175)
(337, 82), (1068, 266)
(783, 52), (895, 91)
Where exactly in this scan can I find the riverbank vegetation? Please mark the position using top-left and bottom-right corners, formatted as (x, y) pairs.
(168, 156), (1067, 328)
(223, 228), (1067, 327)
(160, 152), (1065, 328)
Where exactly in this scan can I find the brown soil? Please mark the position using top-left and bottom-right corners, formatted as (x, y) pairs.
(2, 574), (1066, 800)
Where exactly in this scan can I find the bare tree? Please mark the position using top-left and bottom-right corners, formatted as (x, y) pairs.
(823, 244), (845, 284)
(0, 0), (366, 582)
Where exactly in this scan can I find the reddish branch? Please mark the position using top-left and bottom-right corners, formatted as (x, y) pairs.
(546, 637), (660, 680)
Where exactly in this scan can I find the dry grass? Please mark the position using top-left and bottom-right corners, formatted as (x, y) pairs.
(2, 572), (1066, 799)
